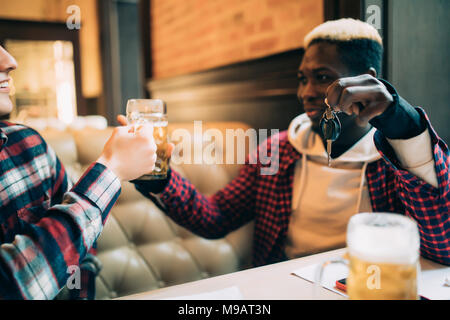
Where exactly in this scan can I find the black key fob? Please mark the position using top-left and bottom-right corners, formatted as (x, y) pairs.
(320, 114), (341, 141)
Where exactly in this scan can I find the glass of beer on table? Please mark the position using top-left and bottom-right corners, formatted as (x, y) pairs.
(126, 99), (169, 180)
(316, 212), (420, 300)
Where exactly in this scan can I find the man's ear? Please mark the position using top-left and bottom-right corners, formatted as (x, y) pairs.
(366, 67), (377, 78)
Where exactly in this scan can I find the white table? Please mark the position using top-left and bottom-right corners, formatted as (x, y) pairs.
(117, 248), (447, 300)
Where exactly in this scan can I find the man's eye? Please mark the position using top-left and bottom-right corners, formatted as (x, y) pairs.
(317, 74), (331, 82)
(297, 76), (307, 85)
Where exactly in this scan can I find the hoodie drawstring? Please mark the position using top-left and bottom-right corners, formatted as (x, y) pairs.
(355, 161), (369, 213)
(292, 153), (308, 211)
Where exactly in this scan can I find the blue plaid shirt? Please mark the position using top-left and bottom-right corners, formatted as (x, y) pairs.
(0, 121), (121, 299)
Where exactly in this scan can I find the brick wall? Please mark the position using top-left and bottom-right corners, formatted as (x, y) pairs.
(151, 0), (324, 79)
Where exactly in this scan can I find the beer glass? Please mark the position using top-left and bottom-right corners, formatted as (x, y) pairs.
(126, 99), (169, 180)
(316, 212), (420, 300)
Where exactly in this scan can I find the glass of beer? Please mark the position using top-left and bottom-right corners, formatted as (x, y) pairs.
(126, 99), (169, 180)
(316, 212), (420, 300)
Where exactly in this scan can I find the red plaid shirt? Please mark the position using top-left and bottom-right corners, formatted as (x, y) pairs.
(153, 108), (449, 266)
(0, 121), (121, 299)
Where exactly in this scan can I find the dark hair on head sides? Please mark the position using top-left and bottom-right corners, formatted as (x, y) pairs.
(309, 38), (384, 76)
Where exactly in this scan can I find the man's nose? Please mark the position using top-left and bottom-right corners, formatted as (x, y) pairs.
(0, 46), (18, 73)
(297, 81), (320, 102)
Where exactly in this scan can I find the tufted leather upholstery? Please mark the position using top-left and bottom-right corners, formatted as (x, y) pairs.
(40, 122), (254, 299)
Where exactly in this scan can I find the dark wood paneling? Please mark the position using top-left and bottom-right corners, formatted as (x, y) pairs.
(324, 0), (362, 21)
(99, 0), (146, 125)
(147, 49), (304, 131)
(98, 0), (121, 124)
(139, 0), (151, 98)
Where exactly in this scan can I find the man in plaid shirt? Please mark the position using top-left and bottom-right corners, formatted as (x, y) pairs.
(0, 46), (158, 299)
(131, 19), (450, 267)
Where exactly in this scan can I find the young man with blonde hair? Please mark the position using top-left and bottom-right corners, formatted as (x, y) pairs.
(130, 19), (449, 266)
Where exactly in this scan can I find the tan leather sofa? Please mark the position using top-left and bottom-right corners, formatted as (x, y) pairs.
(39, 122), (254, 299)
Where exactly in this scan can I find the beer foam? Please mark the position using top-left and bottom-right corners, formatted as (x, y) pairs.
(347, 213), (420, 265)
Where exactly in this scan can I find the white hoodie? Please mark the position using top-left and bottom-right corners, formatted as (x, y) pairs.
(284, 113), (437, 258)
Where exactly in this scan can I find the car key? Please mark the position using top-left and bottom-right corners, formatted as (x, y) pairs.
(320, 98), (341, 166)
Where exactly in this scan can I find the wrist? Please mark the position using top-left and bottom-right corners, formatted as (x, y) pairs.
(131, 167), (172, 194)
(369, 79), (425, 139)
(96, 155), (122, 181)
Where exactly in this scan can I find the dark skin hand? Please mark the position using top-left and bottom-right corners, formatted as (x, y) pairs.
(326, 74), (394, 128)
(297, 42), (394, 158)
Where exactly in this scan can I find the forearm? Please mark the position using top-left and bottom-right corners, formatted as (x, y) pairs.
(134, 166), (258, 239)
(369, 79), (426, 139)
(373, 107), (450, 265)
(370, 80), (439, 187)
(0, 163), (121, 300)
(160, 170), (230, 238)
(386, 129), (438, 188)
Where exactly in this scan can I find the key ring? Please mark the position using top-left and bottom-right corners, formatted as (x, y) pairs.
(320, 99), (341, 141)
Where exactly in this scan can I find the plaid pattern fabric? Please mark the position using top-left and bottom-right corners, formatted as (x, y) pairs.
(154, 108), (449, 266)
(0, 121), (121, 299)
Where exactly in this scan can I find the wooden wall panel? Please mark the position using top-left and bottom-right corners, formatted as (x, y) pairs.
(148, 49), (304, 131)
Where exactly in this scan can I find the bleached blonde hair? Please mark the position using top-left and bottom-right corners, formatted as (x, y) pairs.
(303, 18), (383, 48)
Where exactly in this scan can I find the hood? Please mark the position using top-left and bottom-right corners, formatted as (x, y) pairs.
(287, 113), (381, 163)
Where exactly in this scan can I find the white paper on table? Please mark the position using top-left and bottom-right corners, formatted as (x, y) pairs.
(419, 268), (450, 300)
(292, 262), (450, 300)
(161, 286), (244, 300)
(291, 262), (349, 298)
